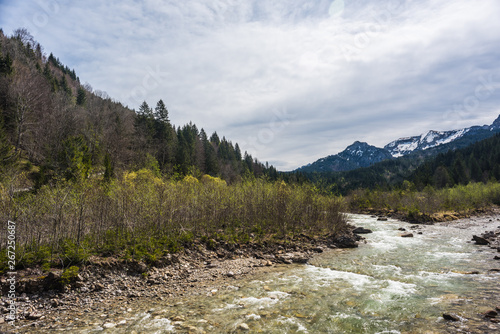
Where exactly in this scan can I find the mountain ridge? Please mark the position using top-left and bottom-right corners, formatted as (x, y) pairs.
(297, 116), (500, 173)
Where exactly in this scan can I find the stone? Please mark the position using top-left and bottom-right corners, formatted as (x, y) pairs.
(465, 271), (480, 275)
(311, 247), (324, 253)
(227, 271), (235, 277)
(472, 235), (490, 245)
(172, 315), (185, 322)
(401, 233), (414, 238)
(483, 310), (498, 318)
(377, 217), (388, 221)
(26, 312), (43, 320)
(102, 322), (116, 329)
(237, 323), (250, 331)
(398, 228), (406, 231)
(352, 227), (373, 234)
(442, 313), (460, 321)
(331, 235), (358, 248)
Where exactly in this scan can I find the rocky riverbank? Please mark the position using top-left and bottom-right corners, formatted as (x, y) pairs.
(436, 209), (500, 330)
(355, 207), (495, 224)
(0, 230), (363, 333)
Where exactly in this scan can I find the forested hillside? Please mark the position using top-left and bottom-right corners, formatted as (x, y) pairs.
(410, 133), (500, 189)
(0, 28), (277, 187)
(306, 133), (500, 195)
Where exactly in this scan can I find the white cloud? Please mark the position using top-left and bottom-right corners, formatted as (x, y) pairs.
(1, 0), (500, 170)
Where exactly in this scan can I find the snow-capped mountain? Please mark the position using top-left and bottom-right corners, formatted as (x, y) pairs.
(297, 141), (392, 172)
(297, 115), (500, 173)
(384, 128), (470, 158)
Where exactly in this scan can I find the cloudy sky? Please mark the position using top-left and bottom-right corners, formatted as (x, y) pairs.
(1, 0), (500, 170)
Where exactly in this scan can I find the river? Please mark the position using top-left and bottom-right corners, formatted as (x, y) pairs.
(88, 214), (500, 333)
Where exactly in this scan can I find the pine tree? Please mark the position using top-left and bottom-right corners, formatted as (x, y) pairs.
(154, 99), (169, 123)
(76, 87), (86, 106)
(0, 51), (13, 75)
(0, 118), (15, 169)
(210, 132), (220, 146)
(138, 101), (153, 117)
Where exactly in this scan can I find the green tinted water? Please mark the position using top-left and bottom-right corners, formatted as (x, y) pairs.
(94, 215), (500, 333)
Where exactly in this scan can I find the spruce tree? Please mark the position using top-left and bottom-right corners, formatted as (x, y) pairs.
(154, 99), (169, 123)
(138, 101), (153, 117)
(76, 87), (86, 106)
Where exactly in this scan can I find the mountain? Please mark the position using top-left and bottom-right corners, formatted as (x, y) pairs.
(297, 116), (500, 173)
(298, 141), (393, 173)
(384, 128), (471, 157)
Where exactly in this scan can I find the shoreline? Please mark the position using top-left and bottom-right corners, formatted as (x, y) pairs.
(2, 210), (500, 332)
(0, 229), (360, 333)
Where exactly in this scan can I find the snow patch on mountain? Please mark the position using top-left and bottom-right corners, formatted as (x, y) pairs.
(385, 128), (470, 157)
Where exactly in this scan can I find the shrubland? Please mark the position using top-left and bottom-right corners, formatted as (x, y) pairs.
(0, 171), (346, 273)
(347, 181), (500, 221)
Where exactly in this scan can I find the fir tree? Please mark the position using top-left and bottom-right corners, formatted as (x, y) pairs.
(154, 99), (169, 123)
(76, 87), (86, 106)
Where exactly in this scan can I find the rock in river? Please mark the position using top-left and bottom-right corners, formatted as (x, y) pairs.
(352, 227), (373, 234)
(442, 313), (460, 321)
(472, 235), (490, 245)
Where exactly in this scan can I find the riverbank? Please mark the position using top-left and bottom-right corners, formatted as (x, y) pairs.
(0, 230), (362, 333)
(2, 209), (500, 333)
(355, 206), (497, 224)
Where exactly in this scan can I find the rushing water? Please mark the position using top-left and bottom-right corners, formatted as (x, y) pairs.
(92, 214), (500, 333)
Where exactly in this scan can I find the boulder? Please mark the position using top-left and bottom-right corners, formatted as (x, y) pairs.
(330, 235), (358, 248)
(472, 235), (490, 245)
(352, 227), (373, 234)
(442, 313), (460, 321)
(483, 310), (498, 318)
(401, 233), (414, 238)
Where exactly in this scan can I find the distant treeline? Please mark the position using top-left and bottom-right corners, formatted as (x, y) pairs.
(302, 133), (500, 195)
(410, 133), (500, 189)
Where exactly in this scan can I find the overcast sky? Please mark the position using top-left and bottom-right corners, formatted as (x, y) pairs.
(1, 0), (500, 170)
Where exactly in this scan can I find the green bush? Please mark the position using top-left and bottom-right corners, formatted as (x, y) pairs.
(0, 175), (347, 268)
(60, 266), (79, 286)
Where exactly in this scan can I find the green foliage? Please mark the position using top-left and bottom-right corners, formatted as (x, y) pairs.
(76, 87), (86, 106)
(0, 174), (347, 268)
(411, 134), (500, 189)
(347, 181), (500, 219)
(58, 135), (92, 182)
(0, 50), (13, 75)
(60, 266), (80, 286)
(41, 262), (51, 273)
(0, 117), (16, 171)
(103, 152), (114, 181)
